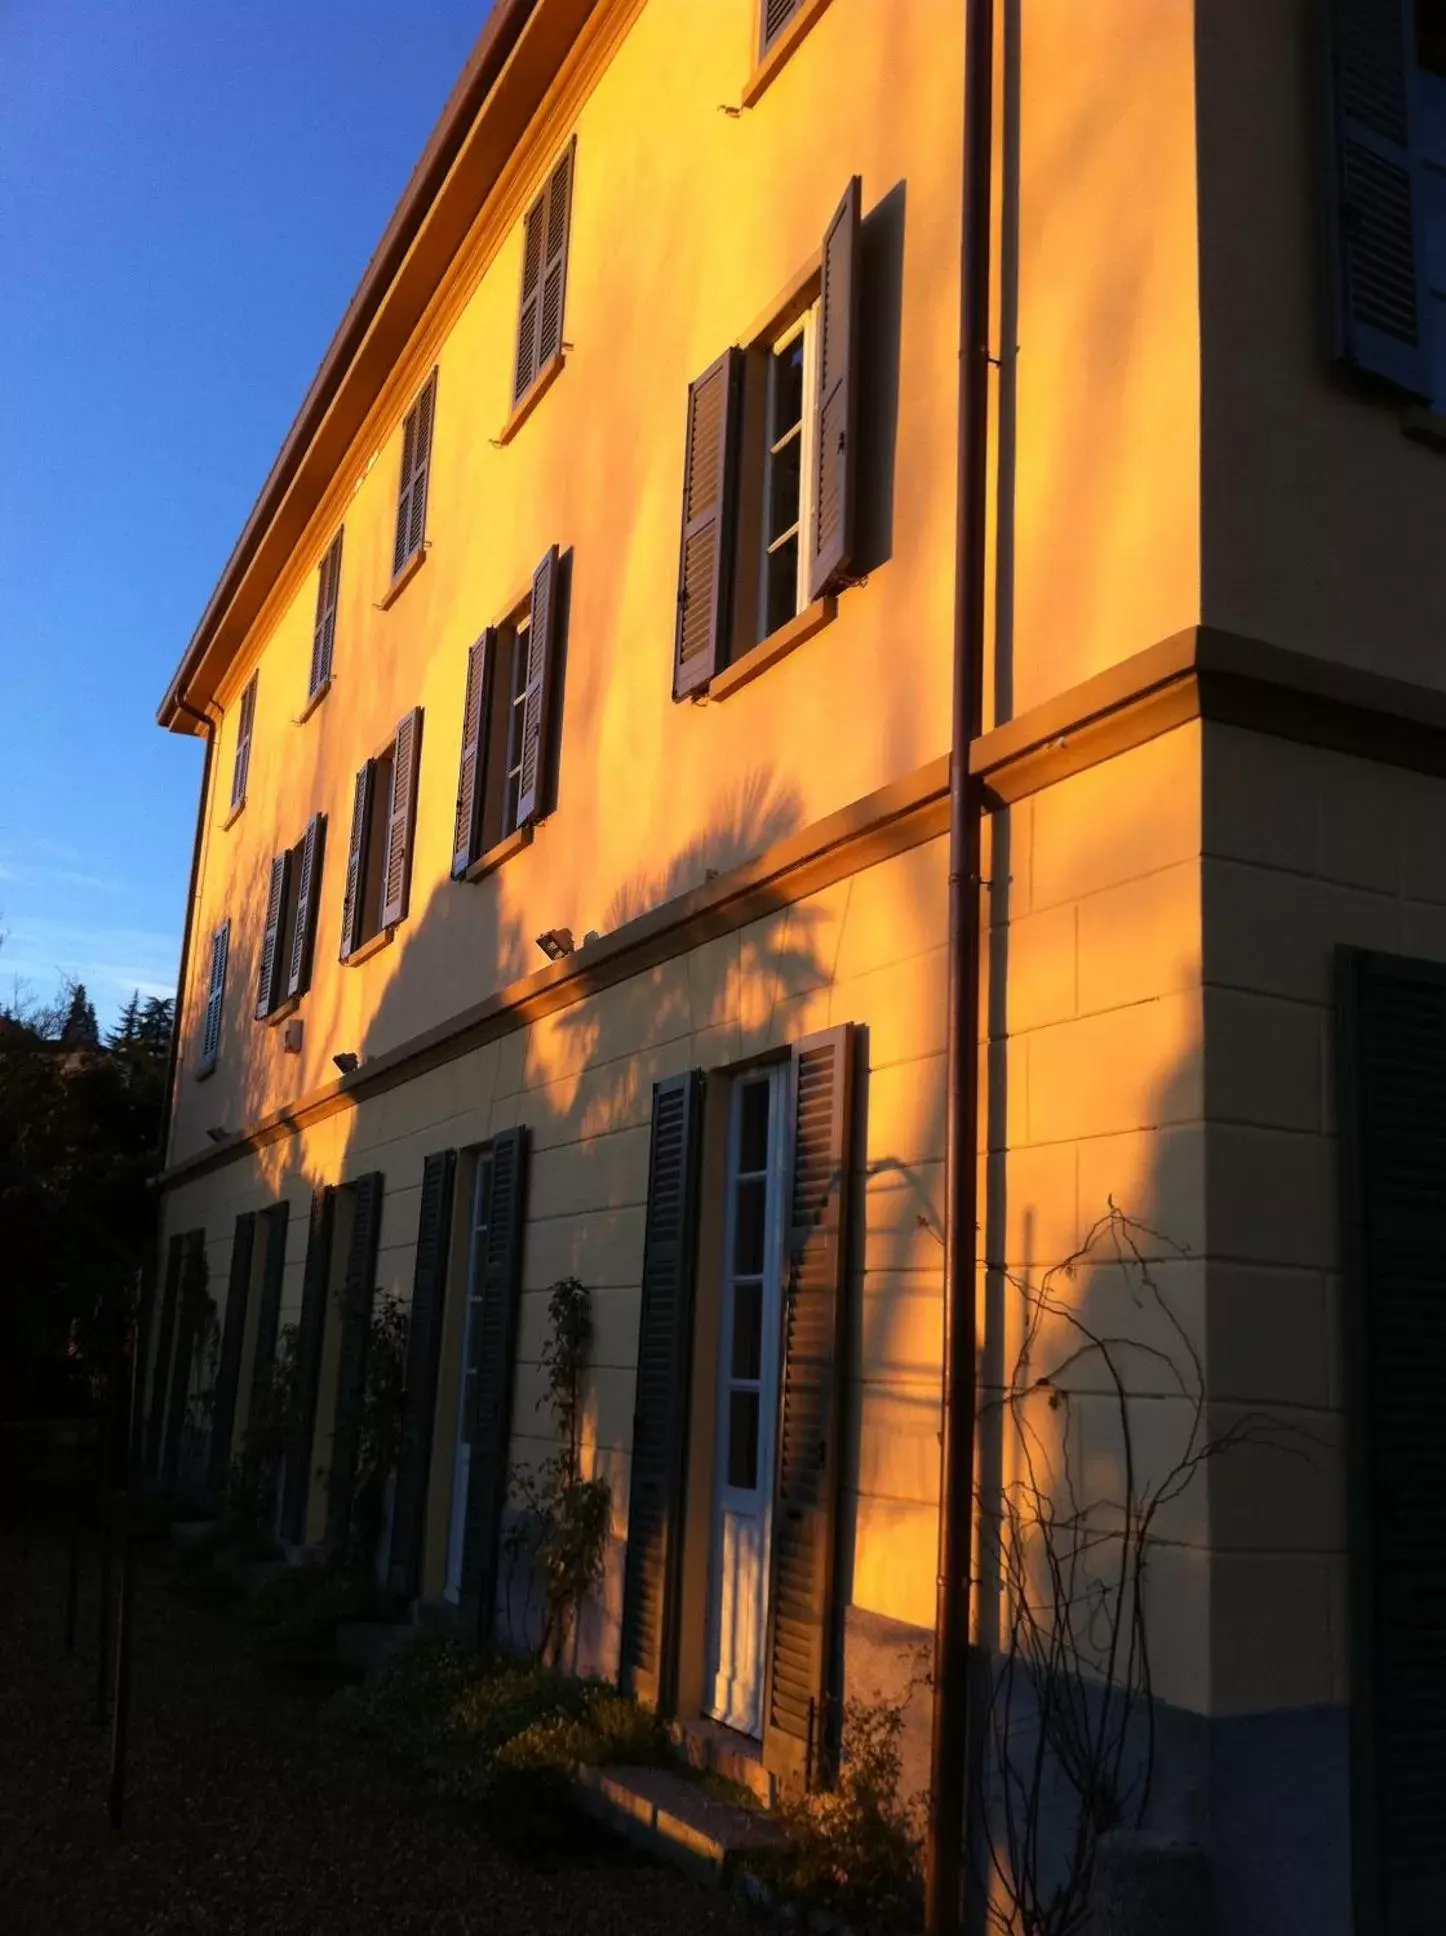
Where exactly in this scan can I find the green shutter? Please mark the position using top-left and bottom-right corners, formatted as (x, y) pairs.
(673, 348), (743, 699)
(281, 1188), (335, 1545)
(325, 1173), (386, 1556)
(146, 1234), (185, 1476)
(161, 1230), (208, 1492)
(389, 1150), (458, 1599)
(809, 176), (862, 601)
(207, 1211), (256, 1497)
(514, 550), (560, 829)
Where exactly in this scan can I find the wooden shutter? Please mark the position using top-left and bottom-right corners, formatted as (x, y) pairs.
(207, 1211), (256, 1497)
(1326, 1), (1430, 396)
(162, 1230), (208, 1491)
(286, 813), (326, 999)
(200, 920), (229, 1072)
(536, 140), (574, 371)
(619, 1072), (704, 1708)
(380, 707), (423, 928)
(392, 373), (436, 577)
(325, 1173), (385, 1554)
(146, 1235), (185, 1475)
(281, 1187), (334, 1545)
(514, 549), (560, 828)
(459, 1125), (529, 1644)
(310, 531), (343, 698)
(389, 1149), (457, 1599)
(761, 0), (803, 54)
(247, 1202), (290, 1448)
(762, 1025), (856, 1786)
(255, 851), (291, 1019)
(673, 349), (742, 699)
(514, 188), (547, 403)
(339, 762), (373, 961)
(810, 176), (863, 602)
(452, 634), (494, 878)
(231, 673), (257, 813)
(1337, 948), (1446, 1930)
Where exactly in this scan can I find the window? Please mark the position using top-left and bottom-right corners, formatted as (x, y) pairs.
(512, 140), (574, 409)
(452, 547), (563, 878)
(230, 674), (257, 816)
(760, 0), (803, 54)
(197, 919), (230, 1077)
(341, 708), (423, 960)
(256, 812), (327, 1018)
(309, 532), (343, 703)
(392, 373), (437, 582)
(672, 177), (862, 699)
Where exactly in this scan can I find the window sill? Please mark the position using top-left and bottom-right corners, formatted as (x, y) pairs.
(298, 677), (332, 724)
(343, 925), (396, 968)
(461, 822), (533, 883)
(194, 1059), (217, 1083)
(497, 349), (566, 447)
(706, 596), (836, 702)
(741, 0), (835, 108)
(261, 994), (300, 1028)
(379, 545), (428, 610)
(223, 797), (246, 831)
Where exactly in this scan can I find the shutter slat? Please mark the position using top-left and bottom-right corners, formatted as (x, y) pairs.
(761, 0), (803, 54)
(231, 674), (257, 813)
(514, 189), (547, 403)
(325, 1174), (385, 1556)
(145, 1236), (185, 1476)
(673, 349), (742, 698)
(537, 141), (574, 368)
(310, 531), (343, 698)
(286, 813), (326, 999)
(514, 549), (559, 828)
(452, 634), (493, 878)
(339, 763), (373, 961)
(281, 1188), (334, 1545)
(201, 921), (230, 1072)
(389, 1150), (457, 1599)
(207, 1212), (256, 1497)
(255, 851), (290, 1019)
(810, 176), (862, 601)
(162, 1231), (208, 1492)
(380, 707), (423, 928)
(392, 374), (436, 576)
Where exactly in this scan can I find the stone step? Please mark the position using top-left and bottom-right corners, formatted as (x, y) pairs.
(574, 1763), (785, 1883)
(668, 1715), (776, 1808)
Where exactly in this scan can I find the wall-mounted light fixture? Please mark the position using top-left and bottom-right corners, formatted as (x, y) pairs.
(333, 1051), (360, 1076)
(205, 1126), (229, 1145)
(536, 927), (574, 962)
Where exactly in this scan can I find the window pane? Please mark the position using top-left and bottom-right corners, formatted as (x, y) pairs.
(772, 334), (805, 435)
(731, 1279), (762, 1380)
(727, 1389), (760, 1490)
(739, 1079), (771, 1172)
(767, 432), (802, 547)
(765, 536), (799, 636)
(733, 1177), (767, 1277)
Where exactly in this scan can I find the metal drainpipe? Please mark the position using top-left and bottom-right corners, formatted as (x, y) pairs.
(159, 696), (216, 1172)
(926, 0), (995, 1930)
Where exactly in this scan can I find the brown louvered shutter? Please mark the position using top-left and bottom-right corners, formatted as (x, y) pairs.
(810, 177), (862, 602)
(325, 1173), (385, 1555)
(1337, 948), (1446, 1928)
(286, 813), (326, 999)
(200, 920), (230, 1073)
(619, 1072), (704, 1709)
(760, 0), (803, 54)
(246, 1201), (290, 1460)
(673, 349), (742, 699)
(459, 1126), (529, 1644)
(310, 531), (343, 698)
(231, 673), (257, 813)
(380, 707), (423, 928)
(207, 1211), (256, 1497)
(536, 139), (574, 372)
(514, 549), (559, 828)
(392, 373), (436, 577)
(281, 1187), (335, 1545)
(339, 762), (373, 960)
(162, 1230), (208, 1492)
(762, 1024), (855, 1786)
(389, 1149), (457, 1599)
(513, 187), (547, 403)
(146, 1235), (185, 1476)
(255, 852), (291, 1019)
(452, 634), (493, 877)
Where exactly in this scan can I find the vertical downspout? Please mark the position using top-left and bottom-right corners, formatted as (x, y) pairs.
(926, 0), (995, 1930)
(159, 699), (216, 1172)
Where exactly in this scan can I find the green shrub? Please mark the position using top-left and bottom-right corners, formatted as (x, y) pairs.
(244, 1561), (396, 1652)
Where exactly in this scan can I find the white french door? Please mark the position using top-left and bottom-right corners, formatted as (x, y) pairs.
(444, 1153), (492, 1603)
(705, 1064), (790, 1737)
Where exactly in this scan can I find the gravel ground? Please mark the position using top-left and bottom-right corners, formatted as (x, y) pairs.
(0, 1529), (761, 1935)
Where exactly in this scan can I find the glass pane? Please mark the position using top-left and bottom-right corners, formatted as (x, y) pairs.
(766, 431), (802, 546)
(772, 334), (805, 436)
(739, 1079), (771, 1172)
(731, 1279), (762, 1380)
(765, 536), (799, 636)
(727, 1389), (760, 1490)
(733, 1177), (767, 1277)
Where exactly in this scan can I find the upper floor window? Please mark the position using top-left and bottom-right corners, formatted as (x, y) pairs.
(340, 707), (423, 961)
(197, 918), (230, 1078)
(392, 373), (437, 583)
(761, 0), (804, 54)
(309, 532), (343, 705)
(256, 812), (327, 1019)
(512, 140), (575, 410)
(229, 673), (257, 817)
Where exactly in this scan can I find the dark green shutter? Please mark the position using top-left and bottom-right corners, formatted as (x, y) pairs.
(459, 1126), (529, 1644)
(286, 813), (326, 999)
(809, 176), (862, 601)
(389, 1150), (457, 1599)
(380, 708), (423, 929)
(673, 348), (743, 699)
(207, 1211), (256, 1497)
(255, 851), (291, 1018)
(325, 1173), (386, 1555)
(619, 1072), (704, 1709)
(161, 1230), (208, 1492)
(452, 636), (493, 878)
(146, 1234), (185, 1475)
(339, 763), (373, 962)
(282, 1188), (335, 1545)
(1337, 948), (1446, 1932)
(762, 1025), (855, 1787)
(514, 549), (559, 828)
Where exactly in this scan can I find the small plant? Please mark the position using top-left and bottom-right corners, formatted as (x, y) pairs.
(244, 1559), (395, 1655)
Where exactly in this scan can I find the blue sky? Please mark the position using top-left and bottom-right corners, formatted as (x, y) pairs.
(0, 1), (487, 1029)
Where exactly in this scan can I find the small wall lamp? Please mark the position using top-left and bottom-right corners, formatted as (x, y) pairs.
(536, 927), (575, 962)
(333, 1051), (360, 1076)
(205, 1126), (229, 1146)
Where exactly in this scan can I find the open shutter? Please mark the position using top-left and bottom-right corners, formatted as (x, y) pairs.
(1337, 948), (1446, 1930)
(810, 176), (863, 601)
(162, 1230), (208, 1492)
(459, 1125), (529, 1644)
(389, 1149), (458, 1599)
(762, 1024), (856, 1787)
(1326, 0), (1430, 396)
(514, 188), (546, 403)
(339, 762), (373, 961)
(200, 920), (229, 1072)
(673, 349), (742, 698)
(207, 1211), (256, 1497)
(380, 707), (423, 928)
(231, 674), (257, 813)
(619, 1072), (704, 1708)
(247, 1202), (290, 1450)
(310, 531), (343, 697)
(452, 634), (494, 877)
(514, 549), (560, 828)
(255, 852), (291, 1019)
(281, 1187), (335, 1546)
(146, 1235), (185, 1476)
(286, 813), (326, 1000)
(761, 0), (803, 54)
(406, 373), (436, 563)
(325, 1173), (385, 1555)
(536, 140), (575, 372)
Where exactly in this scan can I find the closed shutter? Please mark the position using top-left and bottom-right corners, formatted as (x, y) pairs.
(810, 176), (862, 601)
(310, 530), (343, 698)
(619, 1072), (704, 1708)
(452, 634), (494, 878)
(762, 1025), (856, 1786)
(761, 0), (803, 54)
(514, 549), (560, 828)
(459, 1125), (529, 1644)
(1326, 0), (1430, 396)
(325, 1173), (385, 1554)
(673, 349), (743, 698)
(380, 707), (424, 928)
(162, 1230), (208, 1492)
(286, 813), (326, 999)
(207, 1211), (256, 1497)
(231, 673), (257, 813)
(255, 851), (291, 1019)
(200, 920), (230, 1073)
(1337, 948), (1446, 1931)
(389, 1149), (458, 1599)
(339, 762), (373, 961)
(281, 1187), (335, 1545)
(146, 1235), (185, 1476)
(392, 372), (437, 577)
(513, 141), (574, 404)
(247, 1201), (290, 1451)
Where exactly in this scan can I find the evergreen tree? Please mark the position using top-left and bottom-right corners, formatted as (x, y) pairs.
(58, 982), (100, 1049)
(136, 995), (174, 1057)
(109, 990), (142, 1050)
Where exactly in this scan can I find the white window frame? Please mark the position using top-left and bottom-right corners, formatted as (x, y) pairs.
(756, 304), (820, 644)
